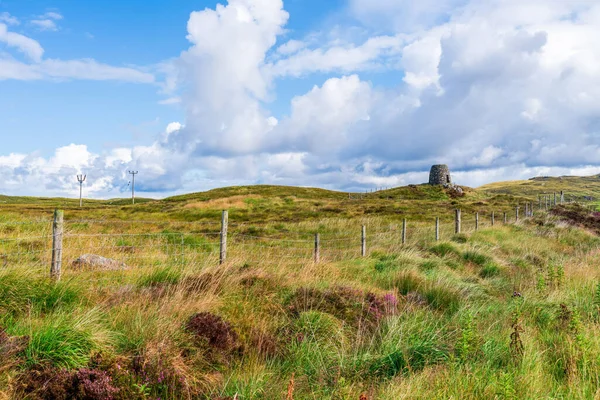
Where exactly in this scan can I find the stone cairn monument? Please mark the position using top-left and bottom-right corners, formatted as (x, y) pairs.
(429, 164), (463, 196)
(429, 164), (452, 185)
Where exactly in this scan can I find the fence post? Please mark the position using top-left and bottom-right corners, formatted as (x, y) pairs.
(525, 203), (529, 218)
(455, 209), (461, 234)
(530, 202), (534, 217)
(560, 191), (564, 204)
(553, 193), (557, 206)
(314, 233), (320, 264)
(402, 219), (407, 245)
(435, 217), (440, 241)
(361, 226), (366, 257)
(539, 195), (542, 210)
(515, 207), (519, 222)
(491, 211), (495, 226)
(219, 210), (228, 265)
(50, 209), (64, 281)
(504, 212), (507, 224)
(475, 212), (479, 231)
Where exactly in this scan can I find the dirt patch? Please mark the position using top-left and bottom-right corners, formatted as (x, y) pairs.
(0, 326), (28, 360)
(183, 195), (263, 210)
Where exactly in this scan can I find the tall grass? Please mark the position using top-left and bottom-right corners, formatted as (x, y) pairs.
(1, 202), (600, 398)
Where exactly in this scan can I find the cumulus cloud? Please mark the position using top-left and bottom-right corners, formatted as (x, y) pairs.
(2, 0), (600, 197)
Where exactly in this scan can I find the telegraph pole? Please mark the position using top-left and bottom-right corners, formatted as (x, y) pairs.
(128, 171), (138, 204)
(76, 174), (86, 208)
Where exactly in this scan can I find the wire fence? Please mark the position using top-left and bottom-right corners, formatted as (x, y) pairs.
(0, 201), (554, 282)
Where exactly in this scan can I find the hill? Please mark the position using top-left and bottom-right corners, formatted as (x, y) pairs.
(1, 191), (600, 398)
(478, 174), (600, 201)
(0, 183), (531, 225)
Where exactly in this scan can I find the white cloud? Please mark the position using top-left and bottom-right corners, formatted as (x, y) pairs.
(0, 57), (155, 82)
(158, 97), (181, 105)
(349, 0), (464, 32)
(42, 12), (63, 20)
(31, 19), (58, 31)
(0, 17), (153, 83)
(0, 12), (19, 25)
(0, 23), (44, 61)
(276, 39), (306, 55)
(31, 11), (63, 31)
(269, 35), (404, 77)
(165, 122), (183, 135)
(3, 0), (600, 197)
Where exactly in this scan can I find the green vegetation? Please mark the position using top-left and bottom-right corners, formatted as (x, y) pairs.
(2, 178), (600, 398)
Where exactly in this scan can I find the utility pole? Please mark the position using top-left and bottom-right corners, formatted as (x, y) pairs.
(76, 174), (86, 208)
(128, 171), (138, 204)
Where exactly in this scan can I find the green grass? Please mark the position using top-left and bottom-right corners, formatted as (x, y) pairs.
(2, 179), (600, 398)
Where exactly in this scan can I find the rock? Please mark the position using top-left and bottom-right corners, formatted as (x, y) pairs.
(443, 183), (464, 197)
(72, 254), (128, 271)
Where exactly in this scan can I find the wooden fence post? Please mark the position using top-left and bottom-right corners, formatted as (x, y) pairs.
(525, 203), (529, 218)
(539, 195), (542, 210)
(475, 212), (479, 231)
(361, 226), (366, 257)
(560, 191), (564, 204)
(435, 217), (440, 241)
(455, 209), (461, 234)
(50, 209), (64, 281)
(554, 193), (557, 206)
(504, 212), (507, 224)
(314, 233), (320, 264)
(515, 207), (519, 222)
(530, 202), (534, 217)
(402, 219), (407, 245)
(491, 211), (495, 226)
(219, 210), (228, 265)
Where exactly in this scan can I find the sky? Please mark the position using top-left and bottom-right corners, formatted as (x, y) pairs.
(1, 0), (600, 198)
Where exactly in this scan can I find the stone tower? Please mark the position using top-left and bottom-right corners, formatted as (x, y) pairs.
(429, 164), (451, 185)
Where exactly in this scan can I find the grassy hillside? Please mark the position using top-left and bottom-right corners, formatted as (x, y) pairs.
(0, 183), (527, 225)
(1, 180), (600, 399)
(478, 174), (600, 200)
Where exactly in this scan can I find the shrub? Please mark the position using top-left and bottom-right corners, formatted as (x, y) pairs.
(17, 367), (119, 400)
(186, 312), (240, 353)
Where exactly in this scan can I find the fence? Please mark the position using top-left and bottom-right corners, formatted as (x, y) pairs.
(0, 198), (557, 281)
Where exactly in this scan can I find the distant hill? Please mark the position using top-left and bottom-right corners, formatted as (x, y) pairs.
(477, 174), (600, 201)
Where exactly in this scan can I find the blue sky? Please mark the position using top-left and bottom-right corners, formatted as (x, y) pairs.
(1, 0), (600, 197)
(1, 0), (350, 155)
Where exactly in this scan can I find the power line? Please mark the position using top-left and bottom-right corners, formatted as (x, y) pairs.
(128, 171), (138, 205)
(76, 174), (87, 208)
